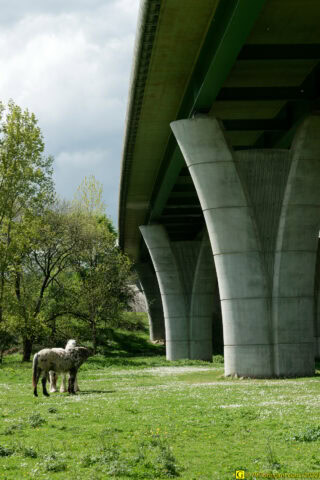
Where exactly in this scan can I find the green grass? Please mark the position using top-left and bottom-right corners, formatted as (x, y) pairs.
(1, 353), (320, 479)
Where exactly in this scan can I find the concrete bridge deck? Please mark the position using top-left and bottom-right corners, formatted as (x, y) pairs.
(118, 0), (320, 377)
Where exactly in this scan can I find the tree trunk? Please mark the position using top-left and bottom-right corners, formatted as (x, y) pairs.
(22, 337), (33, 362)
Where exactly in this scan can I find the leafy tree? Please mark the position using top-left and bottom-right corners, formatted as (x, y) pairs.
(9, 202), (86, 361)
(72, 175), (116, 234)
(0, 151), (133, 359)
(0, 100), (54, 331)
(47, 212), (133, 353)
(71, 215), (133, 352)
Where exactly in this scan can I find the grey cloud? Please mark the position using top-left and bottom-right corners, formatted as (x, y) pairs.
(0, 0), (140, 226)
(0, 0), (122, 26)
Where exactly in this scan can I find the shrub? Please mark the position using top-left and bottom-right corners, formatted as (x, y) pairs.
(28, 413), (46, 428)
(4, 423), (24, 435)
(43, 453), (67, 472)
(134, 434), (180, 477)
(22, 446), (38, 458)
(292, 426), (320, 442)
(48, 407), (58, 414)
(0, 445), (14, 457)
(213, 355), (224, 364)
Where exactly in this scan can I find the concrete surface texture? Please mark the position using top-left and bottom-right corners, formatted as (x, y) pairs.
(189, 231), (216, 360)
(139, 224), (190, 360)
(136, 263), (165, 342)
(171, 114), (320, 377)
(140, 224), (222, 361)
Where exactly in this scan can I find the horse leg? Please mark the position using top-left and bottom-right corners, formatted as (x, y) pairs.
(68, 368), (77, 394)
(74, 375), (80, 392)
(60, 374), (67, 393)
(33, 367), (42, 397)
(41, 372), (50, 397)
(49, 371), (58, 393)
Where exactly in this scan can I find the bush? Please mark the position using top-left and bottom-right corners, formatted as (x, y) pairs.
(292, 426), (320, 442)
(213, 354), (224, 364)
(134, 434), (180, 478)
(0, 445), (14, 457)
(28, 414), (46, 428)
(4, 423), (24, 435)
(43, 453), (67, 472)
(21, 446), (38, 458)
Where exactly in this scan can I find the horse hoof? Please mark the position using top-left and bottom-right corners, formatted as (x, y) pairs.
(44, 392), (50, 397)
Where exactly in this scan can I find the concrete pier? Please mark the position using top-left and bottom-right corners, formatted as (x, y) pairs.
(140, 224), (221, 361)
(139, 224), (190, 360)
(136, 263), (165, 342)
(171, 114), (320, 377)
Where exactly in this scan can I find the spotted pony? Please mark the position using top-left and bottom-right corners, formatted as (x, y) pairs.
(49, 340), (80, 393)
(32, 342), (91, 397)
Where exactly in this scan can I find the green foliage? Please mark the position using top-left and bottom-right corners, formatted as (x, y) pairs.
(135, 434), (180, 478)
(0, 445), (15, 457)
(28, 414), (46, 428)
(48, 407), (58, 414)
(0, 100), (54, 358)
(0, 103), (132, 359)
(118, 311), (149, 332)
(291, 425), (320, 442)
(4, 423), (24, 435)
(0, 327), (17, 361)
(212, 354), (224, 364)
(0, 101), (53, 228)
(20, 446), (38, 458)
(79, 433), (179, 478)
(8, 201), (89, 345)
(73, 175), (106, 217)
(2, 194), (132, 356)
(47, 204), (134, 352)
(43, 453), (67, 472)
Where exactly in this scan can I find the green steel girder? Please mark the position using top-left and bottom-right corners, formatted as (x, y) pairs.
(252, 63), (320, 148)
(149, 0), (267, 221)
(218, 60), (320, 102)
(238, 44), (320, 61)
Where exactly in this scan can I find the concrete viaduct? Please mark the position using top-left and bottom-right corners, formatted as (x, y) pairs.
(118, 0), (320, 377)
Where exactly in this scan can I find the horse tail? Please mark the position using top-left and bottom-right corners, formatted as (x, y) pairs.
(32, 353), (39, 389)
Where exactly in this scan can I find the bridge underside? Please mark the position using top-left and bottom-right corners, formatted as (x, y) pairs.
(119, 0), (320, 376)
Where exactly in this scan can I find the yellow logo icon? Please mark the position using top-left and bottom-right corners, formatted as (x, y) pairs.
(236, 471), (245, 479)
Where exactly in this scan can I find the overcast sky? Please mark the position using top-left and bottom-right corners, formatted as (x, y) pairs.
(0, 0), (140, 226)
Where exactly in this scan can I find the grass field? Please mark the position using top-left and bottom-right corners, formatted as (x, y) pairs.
(1, 348), (320, 479)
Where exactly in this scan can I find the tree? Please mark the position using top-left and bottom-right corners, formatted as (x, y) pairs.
(72, 175), (116, 233)
(40, 177), (133, 352)
(0, 100), (54, 332)
(70, 176), (133, 350)
(9, 202), (85, 361)
(71, 214), (133, 352)
(1, 166), (133, 358)
(46, 211), (133, 353)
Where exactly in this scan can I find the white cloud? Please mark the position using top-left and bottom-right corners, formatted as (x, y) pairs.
(0, 0), (140, 226)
